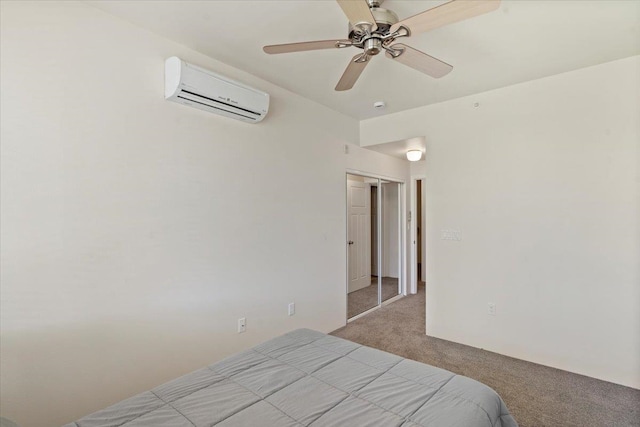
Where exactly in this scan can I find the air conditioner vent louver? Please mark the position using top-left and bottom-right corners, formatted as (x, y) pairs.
(165, 57), (269, 123)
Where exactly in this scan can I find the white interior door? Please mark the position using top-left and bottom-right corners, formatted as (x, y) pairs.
(347, 178), (371, 293)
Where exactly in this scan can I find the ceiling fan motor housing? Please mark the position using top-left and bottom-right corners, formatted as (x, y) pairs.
(348, 7), (399, 47)
(363, 37), (382, 56)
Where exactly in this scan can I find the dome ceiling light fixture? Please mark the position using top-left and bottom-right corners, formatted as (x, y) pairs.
(406, 150), (423, 161)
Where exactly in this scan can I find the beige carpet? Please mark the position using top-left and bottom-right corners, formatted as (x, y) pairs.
(332, 284), (640, 427)
(347, 277), (400, 319)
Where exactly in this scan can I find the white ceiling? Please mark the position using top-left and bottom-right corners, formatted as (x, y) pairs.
(89, 0), (640, 120)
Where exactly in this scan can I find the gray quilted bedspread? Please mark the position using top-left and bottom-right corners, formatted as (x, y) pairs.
(64, 329), (518, 427)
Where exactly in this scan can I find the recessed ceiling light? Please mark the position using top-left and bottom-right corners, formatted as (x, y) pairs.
(374, 101), (386, 109)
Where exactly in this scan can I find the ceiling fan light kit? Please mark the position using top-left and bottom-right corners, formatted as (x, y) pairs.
(263, 0), (501, 91)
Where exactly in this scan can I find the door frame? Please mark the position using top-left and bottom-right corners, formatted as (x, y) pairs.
(346, 169), (406, 321)
(409, 175), (426, 294)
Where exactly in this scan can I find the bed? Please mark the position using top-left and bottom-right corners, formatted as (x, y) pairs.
(63, 329), (518, 426)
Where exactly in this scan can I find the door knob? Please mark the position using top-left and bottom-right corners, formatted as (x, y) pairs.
(348, 241), (354, 245)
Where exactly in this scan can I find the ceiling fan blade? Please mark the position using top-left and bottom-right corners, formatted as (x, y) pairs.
(335, 54), (370, 91)
(263, 40), (351, 54)
(336, 0), (377, 31)
(390, 0), (500, 35)
(386, 44), (453, 78)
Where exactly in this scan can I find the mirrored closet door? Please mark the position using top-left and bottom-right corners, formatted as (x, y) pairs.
(347, 174), (402, 320)
(380, 180), (402, 303)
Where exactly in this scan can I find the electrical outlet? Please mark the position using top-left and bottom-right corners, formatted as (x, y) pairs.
(488, 303), (496, 316)
(288, 302), (295, 316)
(237, 317), (246, 333)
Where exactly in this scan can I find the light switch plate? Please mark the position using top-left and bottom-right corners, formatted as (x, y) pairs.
(441, 229), (462, 241)
(488, 303), (496, 315)
(237, 317), (246, 333)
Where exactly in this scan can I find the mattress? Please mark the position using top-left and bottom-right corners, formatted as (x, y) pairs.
(64, 328), (518, 426)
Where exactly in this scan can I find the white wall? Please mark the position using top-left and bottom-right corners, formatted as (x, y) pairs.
(361, 55), (640, 389)
(0, 2), (408, 426)
(345, 143), (408, 181)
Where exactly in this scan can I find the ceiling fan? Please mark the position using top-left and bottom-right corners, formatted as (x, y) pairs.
(263, 0), (501, 91)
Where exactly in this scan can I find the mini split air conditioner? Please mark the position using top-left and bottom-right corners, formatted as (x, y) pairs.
(165, 57), (269, 123)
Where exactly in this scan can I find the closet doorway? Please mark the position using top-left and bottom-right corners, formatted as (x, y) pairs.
(346, 173), (403, 320)
(409, 176), (426, 294)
